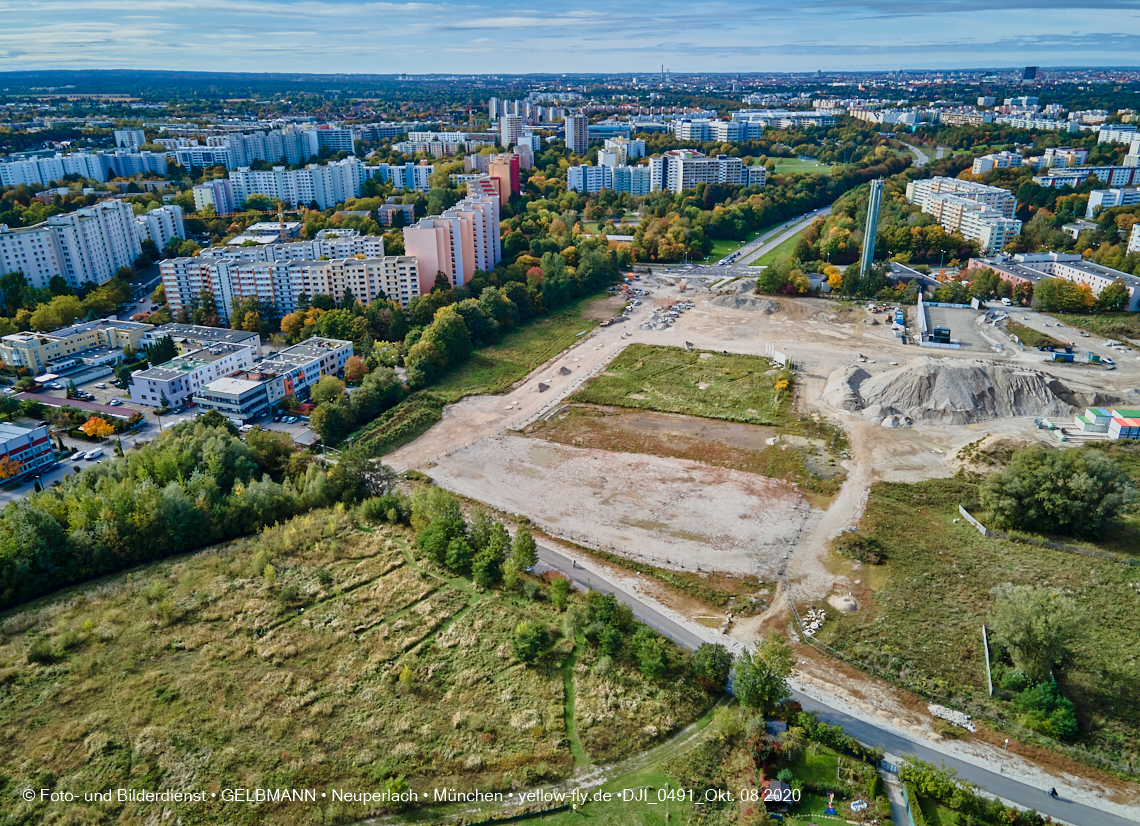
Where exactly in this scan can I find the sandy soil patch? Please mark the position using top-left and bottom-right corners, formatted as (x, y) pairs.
(428, 434), (821, 575)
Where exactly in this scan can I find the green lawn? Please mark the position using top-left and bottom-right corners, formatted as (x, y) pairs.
(569, 343), (793, 427)
(774, 158), (832, 175)
(1003, 320), (1063, 349)
(919, 795), (960, 825)
(751, 228), (806, 268)
(694, 228), (767, 264)
(818, 464), (1140, 763)
(430, 294), (612, 404)
(1046, 312), (1140, 345)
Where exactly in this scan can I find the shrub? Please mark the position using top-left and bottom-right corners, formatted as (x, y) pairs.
(832, 530), (885, 564)
(692, 642), (733, 692)
(550, 576), (570, 611)
(512, 621), (549, 664)
(1011, 681), (1079, 740)
(26, 638), (56, 665)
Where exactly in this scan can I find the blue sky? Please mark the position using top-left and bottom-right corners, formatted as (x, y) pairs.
(1, 0), (1139, 73)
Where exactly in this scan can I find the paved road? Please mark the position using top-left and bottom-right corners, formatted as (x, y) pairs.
(534, 542), (1136, 826)
(901, 141), (930, 167)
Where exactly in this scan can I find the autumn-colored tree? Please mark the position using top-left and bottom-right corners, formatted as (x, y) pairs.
(0, 456), (21, 480)
(344, 355), (369, 385)
(280, 312), (304, 340)
(80, 417), (115, 439)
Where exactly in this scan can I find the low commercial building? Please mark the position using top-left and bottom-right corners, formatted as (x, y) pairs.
(0, 422), (56, 481)
(140, 324), (261, 354)
(128, 342), (258, 409)
(966, 251), (1140, 311)
(192, 337), (353, 421)
(0, 319), (151, 374)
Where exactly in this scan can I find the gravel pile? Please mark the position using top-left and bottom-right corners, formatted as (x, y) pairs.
(708, 294), (778, 313)
(929, 703), (976, 732)
(825, 357), (1078, 425)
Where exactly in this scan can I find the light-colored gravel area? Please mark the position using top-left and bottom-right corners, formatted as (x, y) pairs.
(427, 433), (821, 575)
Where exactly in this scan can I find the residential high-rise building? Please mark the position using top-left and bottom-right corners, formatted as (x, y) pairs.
(604, 137), (646, 164)
(0, 199), (141, 290)
(1130, 223), (1140, 254)
(114, 129), (147, 149)
(648, 150), (748, 193)
(499, 115), (523, 148)
(906, 177), (1018, 218)
(565, 114), (589, 155)
(134, 204), (185, 251)
(860, 180), (884, 276)
(1086, 188), (1140, 218)
(192, 179), (236, 214)
(402, 194), (500, 293)
(487, 153), (520, 198)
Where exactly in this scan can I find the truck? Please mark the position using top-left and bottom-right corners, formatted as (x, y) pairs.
(84, 447), (104, 460)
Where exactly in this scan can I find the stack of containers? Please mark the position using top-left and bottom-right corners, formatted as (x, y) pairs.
(1075, 407), (1111, 433)
(1108, 408), (1140, 440)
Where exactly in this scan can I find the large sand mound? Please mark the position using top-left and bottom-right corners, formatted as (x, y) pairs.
(824, 357), (1083, 424)
(708, 294), (777, 313)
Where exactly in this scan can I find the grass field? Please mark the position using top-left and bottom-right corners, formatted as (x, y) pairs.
(1003, 320), (1063, 349)
(430, 294), (620, 403)
(1046, 312), (1140, 345)
(0, 508), (714, 825)
(818, 459), (1140, 763)
(568, 344), (794, 427)
(773, 158), (832, 175)
(750, 229), (805, 268)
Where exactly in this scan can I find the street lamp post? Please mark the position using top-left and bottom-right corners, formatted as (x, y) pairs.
(999, 738), (1009, 773)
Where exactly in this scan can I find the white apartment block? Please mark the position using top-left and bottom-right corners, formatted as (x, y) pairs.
(1086, 188), (1140, 218)
(403, 194), (500, 293)
(922, 194), (1022, 255)
(199, 231), (386, 263)
(134, 204), (185, 250)
(971, 152), (1023, 175)
(0, 198), (141, 289)
(161, 253), (418, 323)
(649, 150), (750, 194)
(114, 129), (147, 149)
(1043, 147), (1089, 167)
(568, 165), (613, 193)
(1033, 165), (1140, 188)
(672, 119), (762, 142)
(1097, 126), (1139, 144)
(192, 179), (236, 214)
(229, 158), (372, 210)
(1130, 223), (1140, 254)
(500, 116), (524, 148)
(173, 146), (233, 169)
(129, 342), (258, 409)
(604, 137), (645, 163)
(565, 114), (589, 154)
(906, 177), (1018, 218)
(729, 110), (835, 128)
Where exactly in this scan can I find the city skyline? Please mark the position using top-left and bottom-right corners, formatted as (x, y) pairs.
(1, 0), (1139, 74)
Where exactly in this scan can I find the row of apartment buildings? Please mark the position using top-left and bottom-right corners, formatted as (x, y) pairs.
(160, 192), (501, 320)
(0, 150), (171, 187)
(0, 198), (186, 290)
(227, 158), (434, 211)
(905, 177), (1022, 255)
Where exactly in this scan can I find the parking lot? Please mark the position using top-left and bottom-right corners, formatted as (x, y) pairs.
(924, 306), (995, 351)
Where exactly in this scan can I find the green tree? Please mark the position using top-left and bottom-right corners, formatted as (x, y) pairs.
(445, 537), (474, 574)
(638, 635), (668, 681)
(309, 402), (349, 443)
(734, 635), (794, 714)
(311, 375), (347, 406)
(551, 576), (571, 611)
(511, 525), (538, 571)
(980, 445), (1136, 537)
(512, 621), (549, 664)
(988, 584), (1081, 685)
(417, 521), (451, 566)
(145, 335), (177, 366)
(472, 544), (503, 589)
(1095, 279), (1131, 312)
(692, 643), (733, 692)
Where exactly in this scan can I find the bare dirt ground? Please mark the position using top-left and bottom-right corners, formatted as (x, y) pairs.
(427, 433), (821, 576)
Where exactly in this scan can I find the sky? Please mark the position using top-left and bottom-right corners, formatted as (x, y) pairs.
(0, 0), (1139, 74)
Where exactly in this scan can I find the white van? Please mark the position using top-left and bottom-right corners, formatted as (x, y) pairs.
(84, 447), (104, 460)
(1001, 297), (1011, 306)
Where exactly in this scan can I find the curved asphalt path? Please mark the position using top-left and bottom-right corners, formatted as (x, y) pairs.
(534, 542), (1137, 826)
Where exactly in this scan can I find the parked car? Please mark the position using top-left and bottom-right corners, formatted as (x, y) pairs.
(95, 382), (106, 389)
(109, 399), (123, 406)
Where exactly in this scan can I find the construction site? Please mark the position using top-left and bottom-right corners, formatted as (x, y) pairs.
(388, 274), (1140, 613)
